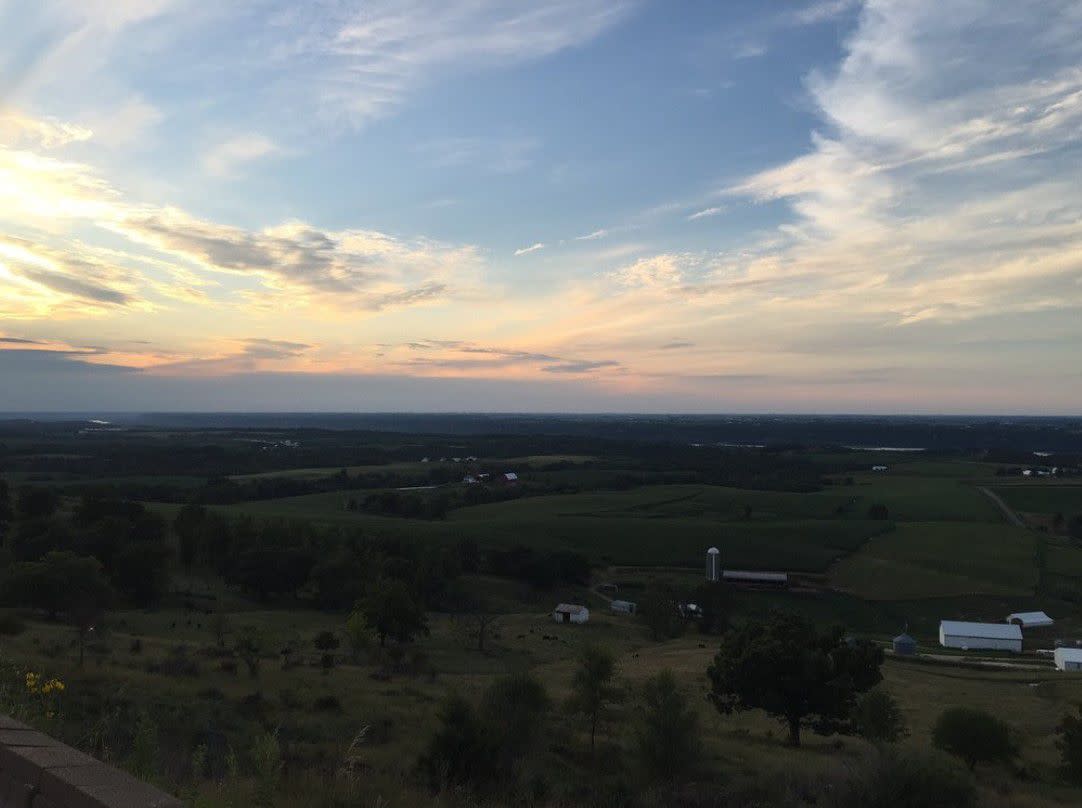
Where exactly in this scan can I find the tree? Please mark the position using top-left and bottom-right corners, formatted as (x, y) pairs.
(868, 503), (890, 520)
(314, 629), (340, 672)
(3, 551), (114, 666)
(854, 688), (908, 743)
(1069, 514), (1082, 542)
(234, 626), (265, 679)
(111, 541), (172, 606)
(0, 478), (12, 526)
(419, 693), (497, 791)
(635, 670), (700, 783)
(481, 672), (549, 767)
(567, 645), (622, 753)
(445, 580), (499, 651)
(16, 488), (60, 520)
(358, 578), (428, 647)
(638, 583), (684, 641)
(693, 581), (732, 636)
(932, 707), (1016, 770)
(344, 609), (370, 661)
(173, 504), (208, 573)
(707, 611), (883, 747)
(1056, 704), (1082, 782)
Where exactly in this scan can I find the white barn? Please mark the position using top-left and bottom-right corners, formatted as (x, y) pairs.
(610, 599), (636, 615)
(553, 604), (589, 624)
(1006, 611), (1054, 629)
(1054, 648), (1082, 671)
(939, 621), (1022, 653)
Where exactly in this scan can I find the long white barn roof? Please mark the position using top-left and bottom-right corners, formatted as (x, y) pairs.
(940, 620), (1021, 640)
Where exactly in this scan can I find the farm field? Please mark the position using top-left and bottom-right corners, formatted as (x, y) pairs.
(829, 522), (1038, 600)
(993, 484), (1082, 515)
(5, 420), (1082, 807)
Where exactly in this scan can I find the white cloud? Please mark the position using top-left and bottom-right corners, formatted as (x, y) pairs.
(576, 229), (609, 241)
(0, 112), (92, 149)
(203, 134), (281, 177)
(688, 206), (724, 221)
(514, 242), (545, 256)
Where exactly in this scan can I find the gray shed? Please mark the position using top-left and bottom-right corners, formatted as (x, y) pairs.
(892, 633), (917, 655)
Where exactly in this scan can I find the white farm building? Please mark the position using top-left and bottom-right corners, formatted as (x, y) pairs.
(1054, 648), (1082, 671)
(553, 604), (589, 624)
(1006, 611), (1054, 629)
(939, 621), (1022, 653)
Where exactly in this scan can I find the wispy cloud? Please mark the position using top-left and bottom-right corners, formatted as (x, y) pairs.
(203, 133), (281, 177)
(576, 228), (609, 241)
(688, 206), (724, 221)
(514, 242), (545, 256)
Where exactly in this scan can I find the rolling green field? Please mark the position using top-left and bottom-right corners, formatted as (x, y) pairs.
(829, 522), (1038, 600)
(993, 484), (1082, 515)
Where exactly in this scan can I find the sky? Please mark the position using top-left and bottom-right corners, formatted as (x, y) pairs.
(1, 0), (1080, 414)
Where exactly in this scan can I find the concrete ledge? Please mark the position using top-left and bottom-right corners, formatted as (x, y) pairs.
(0, 716), (182, 808)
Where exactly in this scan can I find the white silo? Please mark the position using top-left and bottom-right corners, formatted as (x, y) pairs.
(706, 547), (720, 582)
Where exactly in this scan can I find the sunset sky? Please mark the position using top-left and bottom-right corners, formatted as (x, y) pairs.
(1, 0), (1080, 413)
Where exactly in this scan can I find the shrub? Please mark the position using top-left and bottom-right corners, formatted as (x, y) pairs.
(635, 669), (700, 783)
(932, 707), (1016, 770)
(830, 747), (975, 808)
(1056, 704), (1082, 782)
(854, 688), (908, 743)
(313, 694), (341, 712)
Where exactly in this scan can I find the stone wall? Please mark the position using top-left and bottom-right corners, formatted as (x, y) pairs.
(0, 715), (182, 808)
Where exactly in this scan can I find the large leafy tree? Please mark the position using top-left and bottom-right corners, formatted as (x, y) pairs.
(567, 645), (623, 752)
(707, 611), (883, 746)
(359, 578), (428, 647)
(933, 707), (1016, 770)
(2, 551), (113, 666)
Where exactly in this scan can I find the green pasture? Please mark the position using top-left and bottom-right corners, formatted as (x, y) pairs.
(993, 484), (1082, 515)
(830, 521), (1037, 600)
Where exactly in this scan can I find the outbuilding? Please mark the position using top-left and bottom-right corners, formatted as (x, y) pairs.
(553, 604), (589, 624)
(892, 633), (917, 656)
(722, 570), (788, 588)
(1054, 648), (1082, 671)
(939, 620), (1022, 653)
(610, 600), (637, 615)
(1006, 611), (1054, 629)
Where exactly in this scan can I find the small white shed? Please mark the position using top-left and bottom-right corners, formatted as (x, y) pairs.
(939, 620), (1022, 653)
(553, 604), (589, 624)
(610, 600), (636, 615)
(1006, 611), (1054, 629)
(1054, 648), (1082, 671)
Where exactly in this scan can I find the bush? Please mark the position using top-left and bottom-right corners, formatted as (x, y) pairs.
(830, 747), (976, 808)
(932, 707), (1016, 770)
(1056, 704), (1082, 782)
(313, 694), (341, 712)
(854, 688), (907, 743)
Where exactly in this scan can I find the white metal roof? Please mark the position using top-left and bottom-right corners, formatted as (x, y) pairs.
(940, 621), (1021, 640)
(554, 603), (587, 614)
(504, 472), (518, 481)
(723, 570), (788, 582)
(1006, 611), (1054, 627)
(1056, 648), (1082, 662)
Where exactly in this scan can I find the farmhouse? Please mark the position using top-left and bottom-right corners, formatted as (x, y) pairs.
(552, 604), (589, 624)
(610, 599), (636, 615)
(1006, 611), (1054, 629)
(938, 620), (1022, 653)
(1054, 648), (1082, 671)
